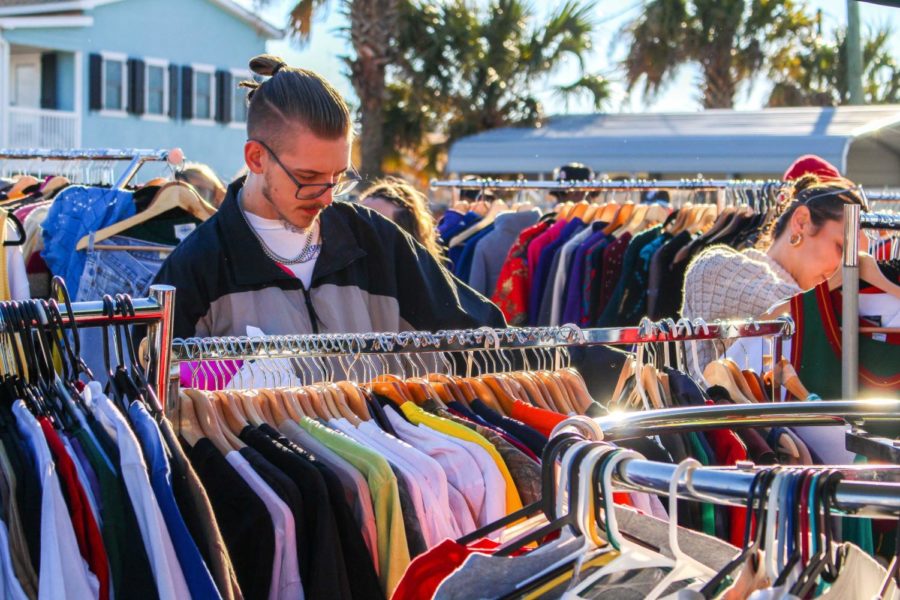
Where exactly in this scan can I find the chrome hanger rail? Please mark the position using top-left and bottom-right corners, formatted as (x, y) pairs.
(0, 147), (182, 189)
(592, 399), (900, 441)
(556, 414), (900, 517)
(429, 178), (785, 192)
(169, 317), (794, 362)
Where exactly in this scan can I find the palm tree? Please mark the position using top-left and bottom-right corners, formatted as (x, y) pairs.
(387, 0), (611, 175)
(621, 0), (812, 109)
(260, 0), (400, 179)
(767, 23), (900, 106)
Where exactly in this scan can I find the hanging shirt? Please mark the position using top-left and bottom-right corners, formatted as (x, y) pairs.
(493, 220), (552, 325)
(383, 406), (485, 531)
(12, 401), (99, 600)
(0, 442), (39, 599)
(241, 206), (320, 289)
(225, 451), (303, 600)
(549, 222), (602, 325)
(277, 419), (379, 568)
(400, 401), (523, 513)
(87, 387), (191, 600)
(0, 518), (28, 600)
(128, 403), (222, 600)
(294, 417), (409, 596)
(468, 209), (541, 297)
(38, 418), (110, 600)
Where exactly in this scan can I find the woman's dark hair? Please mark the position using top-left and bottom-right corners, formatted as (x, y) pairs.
(361, 177), (445, 262)
(758, 174), (865, 249)
(239, 54), (352, 146)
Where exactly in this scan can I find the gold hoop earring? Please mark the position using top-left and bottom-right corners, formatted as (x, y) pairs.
(789, 233), (803, 247)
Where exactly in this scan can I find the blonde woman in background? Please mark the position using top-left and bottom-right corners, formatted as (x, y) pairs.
(360, 176), (446, 263)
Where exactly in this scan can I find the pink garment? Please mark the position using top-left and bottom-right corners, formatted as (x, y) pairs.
(179, 360), (243, 390)
(526, 219), (567, 286)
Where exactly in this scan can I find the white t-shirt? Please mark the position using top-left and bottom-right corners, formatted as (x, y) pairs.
(242, 211), (321, 289)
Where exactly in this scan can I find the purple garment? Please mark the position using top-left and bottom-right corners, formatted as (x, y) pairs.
(66, 433), (103, 514)
(562, 229), (609, 325)
(529, 218), (584, 325)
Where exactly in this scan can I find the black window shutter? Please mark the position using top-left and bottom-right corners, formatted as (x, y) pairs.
(181, 66), (194, 120)
(88, 53), (103, 111)
(127, 58), (145, 115)
(215, 70), (232, 123)
(40, 52), (58, 109)
(168, 64), (179, 119)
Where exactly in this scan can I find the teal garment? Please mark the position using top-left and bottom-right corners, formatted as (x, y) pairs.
(842, 455), (874, 555)
(595, 225), (663, 327)
(686, 433), (717, 537)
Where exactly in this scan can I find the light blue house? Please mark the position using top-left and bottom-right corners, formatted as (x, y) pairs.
(0, 0), (282, 180)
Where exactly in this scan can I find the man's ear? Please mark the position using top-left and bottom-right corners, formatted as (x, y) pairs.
(244, 140), (266, 175)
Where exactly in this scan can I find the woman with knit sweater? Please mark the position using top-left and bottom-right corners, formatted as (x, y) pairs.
(681, 174), (866, 371)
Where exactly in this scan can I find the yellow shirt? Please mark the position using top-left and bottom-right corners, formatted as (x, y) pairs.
(296, 417), (410, 595)
(399, 401), (523, 513)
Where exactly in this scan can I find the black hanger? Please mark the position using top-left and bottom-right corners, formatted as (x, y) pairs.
(700, 468), (777, 598)
(456, 430), (583, 545)
(790, 470), (844, 597)
(493, 441), (606, 557)
(50, 276), (94, 381)
(2, 211), (26, 247)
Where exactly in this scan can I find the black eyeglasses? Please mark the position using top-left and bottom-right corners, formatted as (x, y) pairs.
(250, 138), (360, 200)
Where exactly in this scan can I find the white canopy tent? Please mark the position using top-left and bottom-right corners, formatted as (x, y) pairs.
(446, 105), (900, 187)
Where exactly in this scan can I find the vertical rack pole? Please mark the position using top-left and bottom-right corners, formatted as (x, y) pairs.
(148, 285), (176, 413)
(842, 203), (860, 399)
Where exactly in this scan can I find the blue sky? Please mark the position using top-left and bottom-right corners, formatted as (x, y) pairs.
(242, 0), (900, 114)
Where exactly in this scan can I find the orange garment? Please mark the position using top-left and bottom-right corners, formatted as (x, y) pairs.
(509, 400), (566, 438)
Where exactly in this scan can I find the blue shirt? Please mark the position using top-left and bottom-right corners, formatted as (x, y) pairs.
(455, 224), (495, 282)
(529, 219), (584, 325)
(41, 186), (136, 298)
(128, 402), (222, 600)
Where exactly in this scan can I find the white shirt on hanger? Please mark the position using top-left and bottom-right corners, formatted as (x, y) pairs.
(225, 451), (304, 600)
(384, 407), (484, 531)
(12, 400), (99, 600)
(422, 426), (507, 527)
(86, 385), (190, 600)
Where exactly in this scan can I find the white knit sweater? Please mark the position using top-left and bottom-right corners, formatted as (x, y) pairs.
(681, 245), (802, 373)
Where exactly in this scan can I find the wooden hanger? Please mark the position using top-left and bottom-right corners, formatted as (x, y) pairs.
(534, 371), (570, 414)
(481, 375), (516, 415)
(256, 389), (283, 425)
(723, 358), (758, 402)
(765, 359), (811, 401)
(703, 361), (754, 403)
(291, 387), (316, 418)
(336, 381), (371, 420)
(328, 383), (362, 425)
(278, 389), (305, 422)
(303, 384), (332, 419)
(39, 175), (69, 199)
(76, 181), (215, 250)
(570, 200), (591, 221)
(595, 201), (620, 224)
(7, 175), (39, 197)
(602, 202), (634, 235)
(742, 370), (765, 403)
(253, 393), (277, 426)
(617, 204), (650, 236)
(582, 203), (600, 222)
(465, 377), (505, 414)
(514, 371), (553, 410)
(177, 391), (204, 447)
(184, 389), (238, 454)
(558, 368), (594, 413)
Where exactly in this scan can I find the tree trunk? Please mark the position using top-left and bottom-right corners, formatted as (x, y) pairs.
(701, 47), (737, 109)
(348, 0), (398, 181)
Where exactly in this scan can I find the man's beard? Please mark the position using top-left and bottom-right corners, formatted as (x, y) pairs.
(261, 176), (322, 232)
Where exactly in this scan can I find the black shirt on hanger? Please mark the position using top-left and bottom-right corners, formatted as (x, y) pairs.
(258, 423), (384, 600)
(241, 425), (352, 600)
(186, 437), (275, 600)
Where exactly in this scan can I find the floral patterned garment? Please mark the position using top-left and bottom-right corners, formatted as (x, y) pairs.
(492, 221), (552, 325)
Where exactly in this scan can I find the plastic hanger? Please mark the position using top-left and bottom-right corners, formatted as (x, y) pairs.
(789, 471), (844, 597)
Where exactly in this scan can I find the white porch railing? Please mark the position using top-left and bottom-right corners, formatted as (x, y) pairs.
(6, 106), (79, 149)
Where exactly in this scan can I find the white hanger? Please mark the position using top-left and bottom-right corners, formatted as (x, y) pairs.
(645, 459), (716, 600)
(564, 450), (674, 599)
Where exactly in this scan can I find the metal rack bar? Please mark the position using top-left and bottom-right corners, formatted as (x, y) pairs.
(616, 458), (900, 517)
(842, 208), (900, 398)
(592, 399), (900, 441)
(430, 178), (785, 192)
(0, 147), (179, 189)
(1, 285), (175, 412)
(169, 318), (794, 362)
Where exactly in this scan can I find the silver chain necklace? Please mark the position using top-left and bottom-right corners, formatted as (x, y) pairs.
(240, 198), (320, 265)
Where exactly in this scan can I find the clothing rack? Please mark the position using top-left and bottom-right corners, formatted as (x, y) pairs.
(430, 178), (784, 193)
(556, 404), (900, 517)
(0, 147), (182, 189)
(2, 284), (176, 412)
(842, 206), (900, 397)
(166, 317), (794, 414)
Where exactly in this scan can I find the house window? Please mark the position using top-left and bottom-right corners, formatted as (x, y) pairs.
(146, 62), (168, 116)
(231, 70), (252, 123)
(102, 55), (127, 111)
(194, 68), (214, 121)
